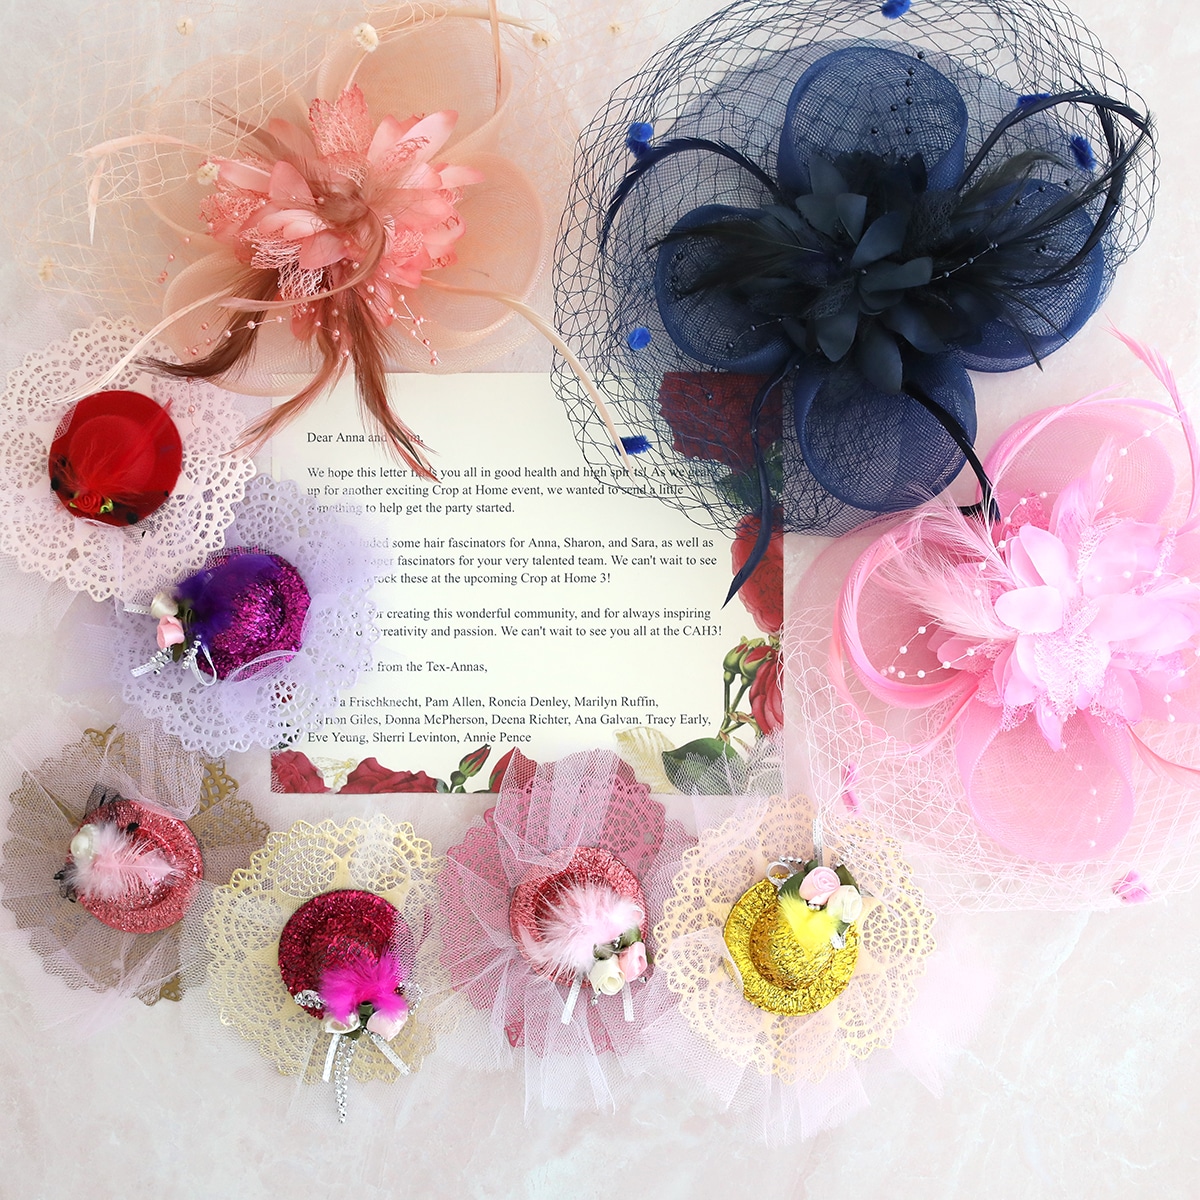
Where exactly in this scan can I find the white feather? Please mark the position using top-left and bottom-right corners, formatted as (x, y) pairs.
(518, 881), (644, 977)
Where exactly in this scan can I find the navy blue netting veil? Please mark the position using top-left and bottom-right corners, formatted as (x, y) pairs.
(552, 0), (1155, 595)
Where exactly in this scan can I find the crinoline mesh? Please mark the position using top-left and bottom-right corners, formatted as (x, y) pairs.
(437, 750), (695, 1112)
(0, 317), (254, 605)
(105, 473), (380, 755)
(0, 724), (266, 1014)
(552, 0), (1156, 539)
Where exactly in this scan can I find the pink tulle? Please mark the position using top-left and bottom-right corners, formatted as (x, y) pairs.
(437, 750), (694, 1112)
(826, 334), (1200, 867)
(319, 951), (408, 1024)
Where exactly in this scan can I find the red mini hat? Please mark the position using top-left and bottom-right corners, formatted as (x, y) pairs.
(48, 389), (183, 525)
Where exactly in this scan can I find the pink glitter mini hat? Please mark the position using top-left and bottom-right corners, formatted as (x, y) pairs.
(93, 473), (379, 755)
(789, 333), (1200, 909)
(0, 723), (266, 1023)
(438, 749), (694, 1112)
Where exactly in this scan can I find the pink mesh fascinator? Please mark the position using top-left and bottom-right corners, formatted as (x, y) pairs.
(790, 333), (1200, 908)
(0, 724), (266, 1024)
(90, 473), (379, 755)
(204, 815), (449, 1124)
(438, 749), (694, 1112)
(37, 3), (626, 472)
(638, 785), (986, 1145)
(0, 318), (253, 604)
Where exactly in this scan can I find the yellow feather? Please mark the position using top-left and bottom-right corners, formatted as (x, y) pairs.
(777, 892), (841, 954)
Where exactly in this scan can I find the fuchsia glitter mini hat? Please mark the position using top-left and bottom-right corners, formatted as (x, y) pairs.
(438, 749), (693, 1112)
(205, 816), (448, 1124)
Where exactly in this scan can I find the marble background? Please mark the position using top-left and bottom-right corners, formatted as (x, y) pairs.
(0, 0), (1198, 1196)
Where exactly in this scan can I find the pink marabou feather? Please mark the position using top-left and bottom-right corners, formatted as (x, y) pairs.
(319, 951), (407, 1023)
(519, 881), (644, 976)
(64, 821), (180, 903)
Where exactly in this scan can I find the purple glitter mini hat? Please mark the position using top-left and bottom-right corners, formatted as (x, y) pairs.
(101, 473), (379, 755)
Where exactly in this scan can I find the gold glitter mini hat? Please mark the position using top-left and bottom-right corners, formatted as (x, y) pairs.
(204, 815), (451, 1124)
(641, 788), (984, 1143)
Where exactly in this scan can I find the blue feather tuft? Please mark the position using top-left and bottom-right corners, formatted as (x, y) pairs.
(620, 434), (653, 454)
(625, 121), (654, 157)
(626, 326), (652, 351)
(1070, 134), (1098, 171)
(1017, 92), (1052, 107)
(880, 0), (911, 17)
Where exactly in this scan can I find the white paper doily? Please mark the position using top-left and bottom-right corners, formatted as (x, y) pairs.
(0, 317), (255, 604)
(110, 473), (379, 754)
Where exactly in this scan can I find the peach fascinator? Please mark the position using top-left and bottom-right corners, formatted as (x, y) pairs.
(17, 2), (630, 473)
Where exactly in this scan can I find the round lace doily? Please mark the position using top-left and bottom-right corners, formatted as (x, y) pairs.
(205, 816), (448, 1083)
(0, 317), (255, 604)
(654, 792), (936, 1084)
(0, 725), (265, 1005)
(112, 473), (379, 754)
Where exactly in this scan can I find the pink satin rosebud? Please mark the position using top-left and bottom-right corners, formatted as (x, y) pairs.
(798, 865), (840, 906)
(156, 615), (186, 650)
(366, 998), (409, 1041)
(616, 940), (648, 981)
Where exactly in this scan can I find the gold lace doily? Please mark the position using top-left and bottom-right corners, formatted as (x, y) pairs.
(724, 880), (860, 1016)
(205, 816), (448, 1083)
(2, 726), (261, 1005)
(654, 792), (936, 1084)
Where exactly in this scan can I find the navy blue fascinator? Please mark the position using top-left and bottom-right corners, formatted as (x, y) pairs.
(553, 0), (1155, 594)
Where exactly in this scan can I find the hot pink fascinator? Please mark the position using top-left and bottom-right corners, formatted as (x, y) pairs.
(37, 3), (623, 471)
(438, 749), (693, 1112)
(791, 334), (1200, 907)
(0, 723), (266, 1025)
(204, 815), (448, 1124)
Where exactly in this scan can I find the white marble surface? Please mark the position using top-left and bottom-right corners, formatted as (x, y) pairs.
(0, 0), (1199, 1196)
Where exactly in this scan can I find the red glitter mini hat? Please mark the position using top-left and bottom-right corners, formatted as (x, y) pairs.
(62, 791), (204, 934)
(48, 389), (183, 526)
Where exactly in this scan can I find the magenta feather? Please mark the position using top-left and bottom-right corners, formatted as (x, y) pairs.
(319, 951), (407, 1023)
(518, 882), (644, 977)
(64, 822), (180, 903)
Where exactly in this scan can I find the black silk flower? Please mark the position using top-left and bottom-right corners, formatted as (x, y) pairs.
(554, 0), (1154, 591)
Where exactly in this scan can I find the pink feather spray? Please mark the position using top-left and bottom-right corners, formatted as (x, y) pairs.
(518, 881), (645, 977)
(319, 951), (408, 1024)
